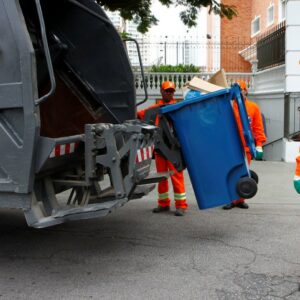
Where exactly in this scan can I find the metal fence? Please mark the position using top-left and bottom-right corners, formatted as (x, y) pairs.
(256, 22), (285, 71)
(128, 25), (286, 73)
(130, 39), (252, 73)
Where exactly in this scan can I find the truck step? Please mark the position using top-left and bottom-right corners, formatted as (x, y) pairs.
(129, 184), (156, 200)
(28, 199), (128, 229)
(138, 172), (171, 185)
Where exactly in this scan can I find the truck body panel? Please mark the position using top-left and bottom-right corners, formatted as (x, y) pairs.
(0, 0), (163, 227)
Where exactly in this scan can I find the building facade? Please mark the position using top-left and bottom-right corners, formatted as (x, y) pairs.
(221, 0), (286, 72)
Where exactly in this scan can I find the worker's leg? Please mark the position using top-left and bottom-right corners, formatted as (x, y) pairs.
(224, 151), (252, 210)
(167, 161), (188, 212)
(155, 154), (171, 209)
(233, 151), (252, 208)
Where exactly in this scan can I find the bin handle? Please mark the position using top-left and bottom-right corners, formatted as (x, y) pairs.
(34, 0), (56, 106)
(231, 84), (256, 158)
(123, 38), (148, 107)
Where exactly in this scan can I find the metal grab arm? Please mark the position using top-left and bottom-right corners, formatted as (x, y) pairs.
(143, 107), (185, 171)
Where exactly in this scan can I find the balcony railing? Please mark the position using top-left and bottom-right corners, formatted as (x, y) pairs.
(257, 22), (285, 71)
(134, 72), (253, 98)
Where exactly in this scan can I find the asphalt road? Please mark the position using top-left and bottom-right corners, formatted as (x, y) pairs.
(0, 161), (300, 300)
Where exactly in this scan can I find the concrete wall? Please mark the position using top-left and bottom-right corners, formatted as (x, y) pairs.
(251, 65), (285, 93)
(249, 65), (300, 161)
(250, 91), (285, 161)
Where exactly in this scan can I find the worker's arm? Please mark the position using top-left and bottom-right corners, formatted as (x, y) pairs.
(137, 109), (145, 120)
(137, 104), (157, 120)
(252, 105), (267, 160)
(137, 103), (162, 124)
(252, 105), (267, 146)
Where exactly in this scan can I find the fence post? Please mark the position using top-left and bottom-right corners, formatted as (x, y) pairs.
(164, 41), (167, 65)
(176, 42), (179, 65)
(251, 59), (258, 73)
(182, 41), (185, 64)
(250, 59), (258, 91)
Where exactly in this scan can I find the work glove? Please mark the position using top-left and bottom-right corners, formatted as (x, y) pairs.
(255, 146), (263, 160)
(294, 177), (300, 194)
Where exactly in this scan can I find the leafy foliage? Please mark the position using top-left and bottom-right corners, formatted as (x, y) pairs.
(119, 31), (132, 39)
(96, 0), (237, 33)
(150, 64), (200, 72)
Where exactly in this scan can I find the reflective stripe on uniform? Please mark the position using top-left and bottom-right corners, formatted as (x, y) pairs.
(174, 193), (186, 200)
(159, 192), (169, 200)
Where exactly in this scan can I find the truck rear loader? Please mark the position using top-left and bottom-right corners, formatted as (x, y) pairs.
(0, 0), (183, 228)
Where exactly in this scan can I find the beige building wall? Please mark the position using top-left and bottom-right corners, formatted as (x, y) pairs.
(221, 0), (252, 72)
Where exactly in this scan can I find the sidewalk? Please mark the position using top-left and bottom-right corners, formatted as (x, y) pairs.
(250, 161), (299, 205)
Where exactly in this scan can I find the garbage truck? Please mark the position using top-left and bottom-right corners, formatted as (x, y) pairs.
(0, 0), (184, 228)
(0, 0), (259, 228)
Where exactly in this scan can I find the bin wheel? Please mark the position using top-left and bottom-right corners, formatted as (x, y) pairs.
(250, 170), (259, 184)
(236, 177), (257, 199)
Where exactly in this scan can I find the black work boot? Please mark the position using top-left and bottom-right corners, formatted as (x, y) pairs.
(152, 206), (170, 213)
(222, 203), (235, 210)
(174, 208), (185, 216)
(236, 202), (249, 209)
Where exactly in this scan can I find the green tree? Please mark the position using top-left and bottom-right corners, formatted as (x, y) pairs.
(96, 0), (237, 33)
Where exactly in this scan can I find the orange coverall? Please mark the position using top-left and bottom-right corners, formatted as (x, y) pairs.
(294, 151), (300, 193)
(137, 100), (188, 209)
(232, 98), (267, 204)
(295, 155), (300, 177)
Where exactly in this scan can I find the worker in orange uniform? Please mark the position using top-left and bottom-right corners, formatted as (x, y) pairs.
(294, 149), (300, 193)
(137, 81), (188, 216)
(223, 80), (267, 209)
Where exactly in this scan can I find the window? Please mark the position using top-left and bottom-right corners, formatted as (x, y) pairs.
(251, 16), (261, 36)
(267, 5), (274, 26)
(279, 0), (286, 20)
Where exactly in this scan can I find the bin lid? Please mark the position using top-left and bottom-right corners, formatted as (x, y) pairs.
(160, 88), (230, 114)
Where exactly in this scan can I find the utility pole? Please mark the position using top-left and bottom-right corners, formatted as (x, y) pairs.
(164, 35), (168, 65)
(176, 42), (179, 65)
(183, 39), (185, 64)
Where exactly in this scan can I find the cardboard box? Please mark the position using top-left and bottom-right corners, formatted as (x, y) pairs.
(188, 77), (224, 93)
(208, 69), (229, 88)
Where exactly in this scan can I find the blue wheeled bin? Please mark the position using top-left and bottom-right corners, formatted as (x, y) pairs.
(160, 84), (257, 209)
